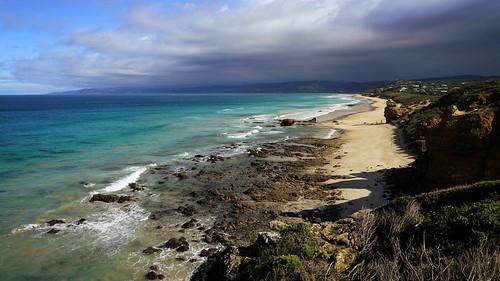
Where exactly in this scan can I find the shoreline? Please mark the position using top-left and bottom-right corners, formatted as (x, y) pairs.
(3, 94), (415, 280)
(315, 95), (414, 216)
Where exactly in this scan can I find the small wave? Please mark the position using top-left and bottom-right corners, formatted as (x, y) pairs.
(176, 152), (190, 158)
(83, 182), (96, 188)
(104, 164), (156, 192)
(13, 204), (150, 256)
(216, 107), (243, 114)
(226, 129), (260, 139)
(242, 114), (274, 122)
(322, 129), (338, 139)
(262, 130), (284, 135)
(279, 104), (350, 121)
(12, 223), (40, 234)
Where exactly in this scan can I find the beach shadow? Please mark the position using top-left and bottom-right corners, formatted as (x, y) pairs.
(282, 166), (420, 222)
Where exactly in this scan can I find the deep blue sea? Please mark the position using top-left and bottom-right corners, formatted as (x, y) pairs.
(0, 93), (355, 280)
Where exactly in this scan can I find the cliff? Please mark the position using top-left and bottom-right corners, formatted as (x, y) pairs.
(391, 81), (500, 189)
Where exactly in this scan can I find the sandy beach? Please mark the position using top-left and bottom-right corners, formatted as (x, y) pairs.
(319, 95), (414, 216)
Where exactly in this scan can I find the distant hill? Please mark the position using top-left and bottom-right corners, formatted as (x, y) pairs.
(48, 81), (386, 95)
(48, 75), (499, 95)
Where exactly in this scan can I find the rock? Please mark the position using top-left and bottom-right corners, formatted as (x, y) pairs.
(181, 219), (198, 229)
(384, 99), (411, 123)
(332, 233), (350, 246)
(408, 85), (500, 189)
(163, 237), (187, 249)
(143, 247), (162, 255)
(175, 171), (189, 180)
(46, 219), (65, 226)
(255, 232), (280, 247)
(89, 194), (131, 203)
(200, 248), (218, 257)
(204, 230), (230, 244)
(280, 119), (296, 126)
(128, 182), (144, 191)
(176, 244), (190, 252)
(146, 271), (165, 280)
(47, 228), (60, 234)
(74, 218), (86, 225)
(177, 206), (197, 216)
(334, 247), (357, 272)
(149, 265), (159, 271)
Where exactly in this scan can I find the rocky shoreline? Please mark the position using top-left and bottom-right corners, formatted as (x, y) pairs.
(33, 96), (384, 280)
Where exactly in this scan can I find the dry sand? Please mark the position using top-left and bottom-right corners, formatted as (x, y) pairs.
(319, 95), (414, 216)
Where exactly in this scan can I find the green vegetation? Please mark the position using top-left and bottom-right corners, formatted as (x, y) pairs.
(255, 223), (344, 281)
(352, 181), (500, 281)
(269, 223), (320, 259)
(377, 92), (439, 106)
(401, 106), (442, 138)
(419, 201), (500, 254)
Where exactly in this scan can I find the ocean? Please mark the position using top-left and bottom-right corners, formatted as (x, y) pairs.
(0, 93), (356, 280)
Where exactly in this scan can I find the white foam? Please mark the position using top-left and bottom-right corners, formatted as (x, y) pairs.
(323, 129), (338, 139)
(104, 164), (156, 192)
(216, 107), (243, 113)
(176, 152), (190, 158)
(226, 129), (260, 139)
(11, 223), (40, 234)
(262, 130), (283, 135)
(279, 104), (348, 121)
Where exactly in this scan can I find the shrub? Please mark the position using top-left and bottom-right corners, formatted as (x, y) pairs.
(418, 201), (500, 253)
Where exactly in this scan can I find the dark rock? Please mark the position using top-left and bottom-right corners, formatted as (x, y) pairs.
(181, 219), (198, 229)
(47, 228), (60, 234)
(177, 206), (197, 216)
(46, 219), (65, 226)
(176, 244), (190, 252)
(200, 248), (218, 257)
(163, 237), (188, 249)
(192, 247), (242, 280)
(75, 218), (86, 225)
(204, 229), (230, 244)
(146, 271), (165, 280)
(89, 193), (131, 203)
(142, 247), (162, 255)
(175, 171), (189, 180)
(280, 119), (296, 126)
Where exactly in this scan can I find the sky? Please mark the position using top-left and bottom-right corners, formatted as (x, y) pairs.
(0, 0), (499, 94)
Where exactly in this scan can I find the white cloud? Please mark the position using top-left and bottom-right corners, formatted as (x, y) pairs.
(9, 0), (500, 88)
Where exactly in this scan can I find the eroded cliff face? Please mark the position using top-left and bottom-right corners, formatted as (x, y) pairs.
(397, 81), (500, 189)
(384, 99), (411, 123)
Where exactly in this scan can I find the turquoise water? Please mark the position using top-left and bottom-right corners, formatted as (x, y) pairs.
(0, 93), (355, 280)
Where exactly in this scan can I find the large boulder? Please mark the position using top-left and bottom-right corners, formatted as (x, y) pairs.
(191, 246), (244, 281)
(280, 119), (296, 126)
(384, 99), (411, 123)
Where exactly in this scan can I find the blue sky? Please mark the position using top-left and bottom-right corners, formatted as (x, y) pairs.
(1, 0), (499, 94)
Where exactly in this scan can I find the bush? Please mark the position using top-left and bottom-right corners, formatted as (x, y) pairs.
(418, 201), (500, 253)
(272, 223), (321, 259)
